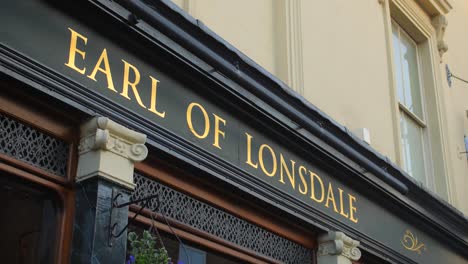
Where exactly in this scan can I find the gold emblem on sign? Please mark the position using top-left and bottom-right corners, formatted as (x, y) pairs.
(401, 230), (426, 254)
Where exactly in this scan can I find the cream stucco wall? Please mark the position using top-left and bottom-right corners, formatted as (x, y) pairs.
(171, 0), (468, 215)
(300, 0), (397, 162)
(175, 0), (277, 74)
(440, 0), (468, 213)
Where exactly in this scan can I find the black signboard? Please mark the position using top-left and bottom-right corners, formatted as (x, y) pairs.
(1, 1), (466, 263)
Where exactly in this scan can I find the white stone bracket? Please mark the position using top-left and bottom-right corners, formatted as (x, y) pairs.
(77, 117), (148, 190)
(318, 231), (362, 264)
(432, 15), (448, 62)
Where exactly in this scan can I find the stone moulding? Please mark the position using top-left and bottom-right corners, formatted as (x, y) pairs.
(77, 116), (148, 190)
(416, 0), (452, 16)
(318, 231), (362, 262)
(431, 15), (448, 62)
(80, 116), (147, 148)
(78, 127), (147, 162)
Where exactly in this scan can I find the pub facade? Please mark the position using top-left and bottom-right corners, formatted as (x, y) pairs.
(1, 0), (467, 263)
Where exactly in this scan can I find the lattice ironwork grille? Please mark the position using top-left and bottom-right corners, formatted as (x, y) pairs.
(133, 173), (313, 264)
(0, 113), (69, 176)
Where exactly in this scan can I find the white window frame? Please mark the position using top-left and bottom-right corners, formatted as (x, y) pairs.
(392, 21), (431, 184)
(383, 0), (452, 201)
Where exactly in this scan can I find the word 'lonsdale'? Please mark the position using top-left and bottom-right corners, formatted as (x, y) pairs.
(64, 27), (358, 224)
(245, 133), (358, 223)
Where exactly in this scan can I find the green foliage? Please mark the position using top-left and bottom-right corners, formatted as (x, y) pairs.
(128, 230), (170, 264)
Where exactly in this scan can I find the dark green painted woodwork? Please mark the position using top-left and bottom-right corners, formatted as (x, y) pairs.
(1, 1), (467, 263)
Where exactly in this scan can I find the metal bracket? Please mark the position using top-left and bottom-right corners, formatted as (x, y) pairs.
(446, 64), (468, 88)
(108, 189), (160, 246)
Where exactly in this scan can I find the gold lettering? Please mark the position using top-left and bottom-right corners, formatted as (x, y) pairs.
(186, 102), (210, 139)
(298, 166), (308, 195)
(87, 49), (116, 92)
(349, 194), (358, 223)
(279, 154), (295, 189)
(259, 144), (277, 177)
(121, 60), (146, 108)
(245, 133), (258, 169)
(148, 76), (166, 118)
(212, 114), (226, 149)
(65, 28), (87, 74)
(338, 188), (349, 218)
(310, 171), (324, 203)
(325, 182), (339, 213)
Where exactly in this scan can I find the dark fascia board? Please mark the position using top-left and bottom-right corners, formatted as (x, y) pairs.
(114, 0), (407, 195)
(79, 0), (468, 249)
(111, 0), (468, 224)
(0, 0), (466, 257)
(0, 45), (453, 263)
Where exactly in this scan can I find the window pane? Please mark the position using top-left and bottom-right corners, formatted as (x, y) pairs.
(392, 23), (405, 103)
(400, 31), (423, 119)
(0, 175), (59, 264)
(400, 112), (426, 183)
(179, 245), (207, 264)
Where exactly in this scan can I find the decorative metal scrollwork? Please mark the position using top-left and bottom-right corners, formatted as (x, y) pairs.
(133, 173), (312, 264)
(401, 230), (426, 255)
(0, 113), (69, 176)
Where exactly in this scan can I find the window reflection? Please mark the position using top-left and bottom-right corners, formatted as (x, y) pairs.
(128, 224), (243, 264)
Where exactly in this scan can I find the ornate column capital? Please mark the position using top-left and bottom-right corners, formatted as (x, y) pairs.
(77, 117), (148, 190)
(78, 117), (148, 162)
(318, 231), (361, 264)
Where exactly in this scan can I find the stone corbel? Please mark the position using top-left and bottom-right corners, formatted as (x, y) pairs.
(77, 117), (148, 190)
(432, 15), (448, 62)
(318, 231), (361, 264)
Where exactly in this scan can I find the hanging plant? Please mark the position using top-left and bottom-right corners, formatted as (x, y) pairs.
(127, 230), (170, 264)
